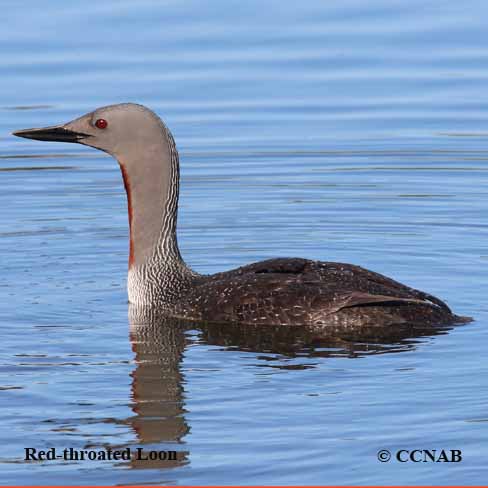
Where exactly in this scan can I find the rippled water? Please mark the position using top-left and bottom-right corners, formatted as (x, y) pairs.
(1, 0), (488, 485)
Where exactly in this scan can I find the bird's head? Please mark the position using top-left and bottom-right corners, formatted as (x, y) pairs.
(12, 103), (179, 270)
(12, 103), (168, 160)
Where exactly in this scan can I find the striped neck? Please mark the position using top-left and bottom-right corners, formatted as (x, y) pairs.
(153, 128), (183, 265)
(120, 122), (197, 306)
(117, 121), (187, 272)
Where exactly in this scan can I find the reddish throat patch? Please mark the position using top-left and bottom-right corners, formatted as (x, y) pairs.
(119, 164), (135, 268)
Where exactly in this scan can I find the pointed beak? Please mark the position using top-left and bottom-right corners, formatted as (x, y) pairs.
(12, 125), (91, 143)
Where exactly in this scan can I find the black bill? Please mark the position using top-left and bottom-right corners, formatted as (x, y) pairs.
(12, 126), (91, 143)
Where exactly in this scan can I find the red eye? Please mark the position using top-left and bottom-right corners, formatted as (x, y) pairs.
(95, 118), (108, 129)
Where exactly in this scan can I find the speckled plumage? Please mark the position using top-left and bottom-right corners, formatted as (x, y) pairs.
(141, 257), (467, 327)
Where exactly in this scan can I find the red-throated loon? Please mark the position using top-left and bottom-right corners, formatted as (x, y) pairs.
(13, 103), (470, 327)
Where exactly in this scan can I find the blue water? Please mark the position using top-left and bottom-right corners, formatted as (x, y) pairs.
(1, 0), (488, 485)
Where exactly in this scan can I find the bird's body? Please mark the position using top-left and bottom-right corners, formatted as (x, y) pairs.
(13, 103), (469, 327)
(169, 258), (464, 327)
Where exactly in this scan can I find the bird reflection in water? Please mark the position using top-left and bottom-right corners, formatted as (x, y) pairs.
(127, 308), (189, 470)
(125, 305), (456, 470)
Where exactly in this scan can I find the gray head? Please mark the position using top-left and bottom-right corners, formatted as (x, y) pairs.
(13, 103), (169, 162)
(13, 103), (182, 273)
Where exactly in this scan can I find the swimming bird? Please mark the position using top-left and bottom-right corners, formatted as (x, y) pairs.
(13, 103), (469, 327)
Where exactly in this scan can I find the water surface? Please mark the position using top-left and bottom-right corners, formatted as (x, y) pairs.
(1, 0), (488, 485)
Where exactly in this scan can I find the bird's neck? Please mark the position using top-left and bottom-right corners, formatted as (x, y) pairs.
(117, 128), (185, 272)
